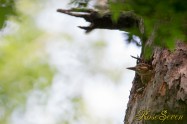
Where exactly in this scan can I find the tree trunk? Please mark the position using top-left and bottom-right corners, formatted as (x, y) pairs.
(124, 41), (187, 124)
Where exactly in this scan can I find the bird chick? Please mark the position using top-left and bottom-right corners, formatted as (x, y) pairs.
(127, 63), (153, 84)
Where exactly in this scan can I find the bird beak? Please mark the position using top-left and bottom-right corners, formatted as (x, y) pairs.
(126, 66), (136, 71)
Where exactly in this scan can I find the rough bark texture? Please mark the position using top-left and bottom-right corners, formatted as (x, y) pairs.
(125, 42), (187, 124)
(57, 8), (187, 124)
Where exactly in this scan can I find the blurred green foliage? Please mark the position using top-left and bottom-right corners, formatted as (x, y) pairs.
(0, 0), (16, 29)
(0, 1), (54, 123)
(110, 0), (187, 52)
(109, 2), (129, 22)
(129, 0), (186, 58)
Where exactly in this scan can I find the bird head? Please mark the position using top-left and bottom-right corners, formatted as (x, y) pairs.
(127, 63), (152, 76)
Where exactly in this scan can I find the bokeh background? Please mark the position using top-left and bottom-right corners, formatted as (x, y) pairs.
(0, 0), (141, 124)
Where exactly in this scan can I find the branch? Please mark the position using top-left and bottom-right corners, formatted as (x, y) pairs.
(131, 55), (142, 61)
(57, 8), (92, 18)
(57, 8), (142, 33)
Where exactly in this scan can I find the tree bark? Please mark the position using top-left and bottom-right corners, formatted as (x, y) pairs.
(57, 8), (187, 124)
(125, 42), (187, 124)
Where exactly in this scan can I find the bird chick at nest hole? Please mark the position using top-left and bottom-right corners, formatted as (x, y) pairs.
(127, 63), (153, 84)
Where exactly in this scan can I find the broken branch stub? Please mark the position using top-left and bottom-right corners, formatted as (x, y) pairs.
(57, 8), (142, 33)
